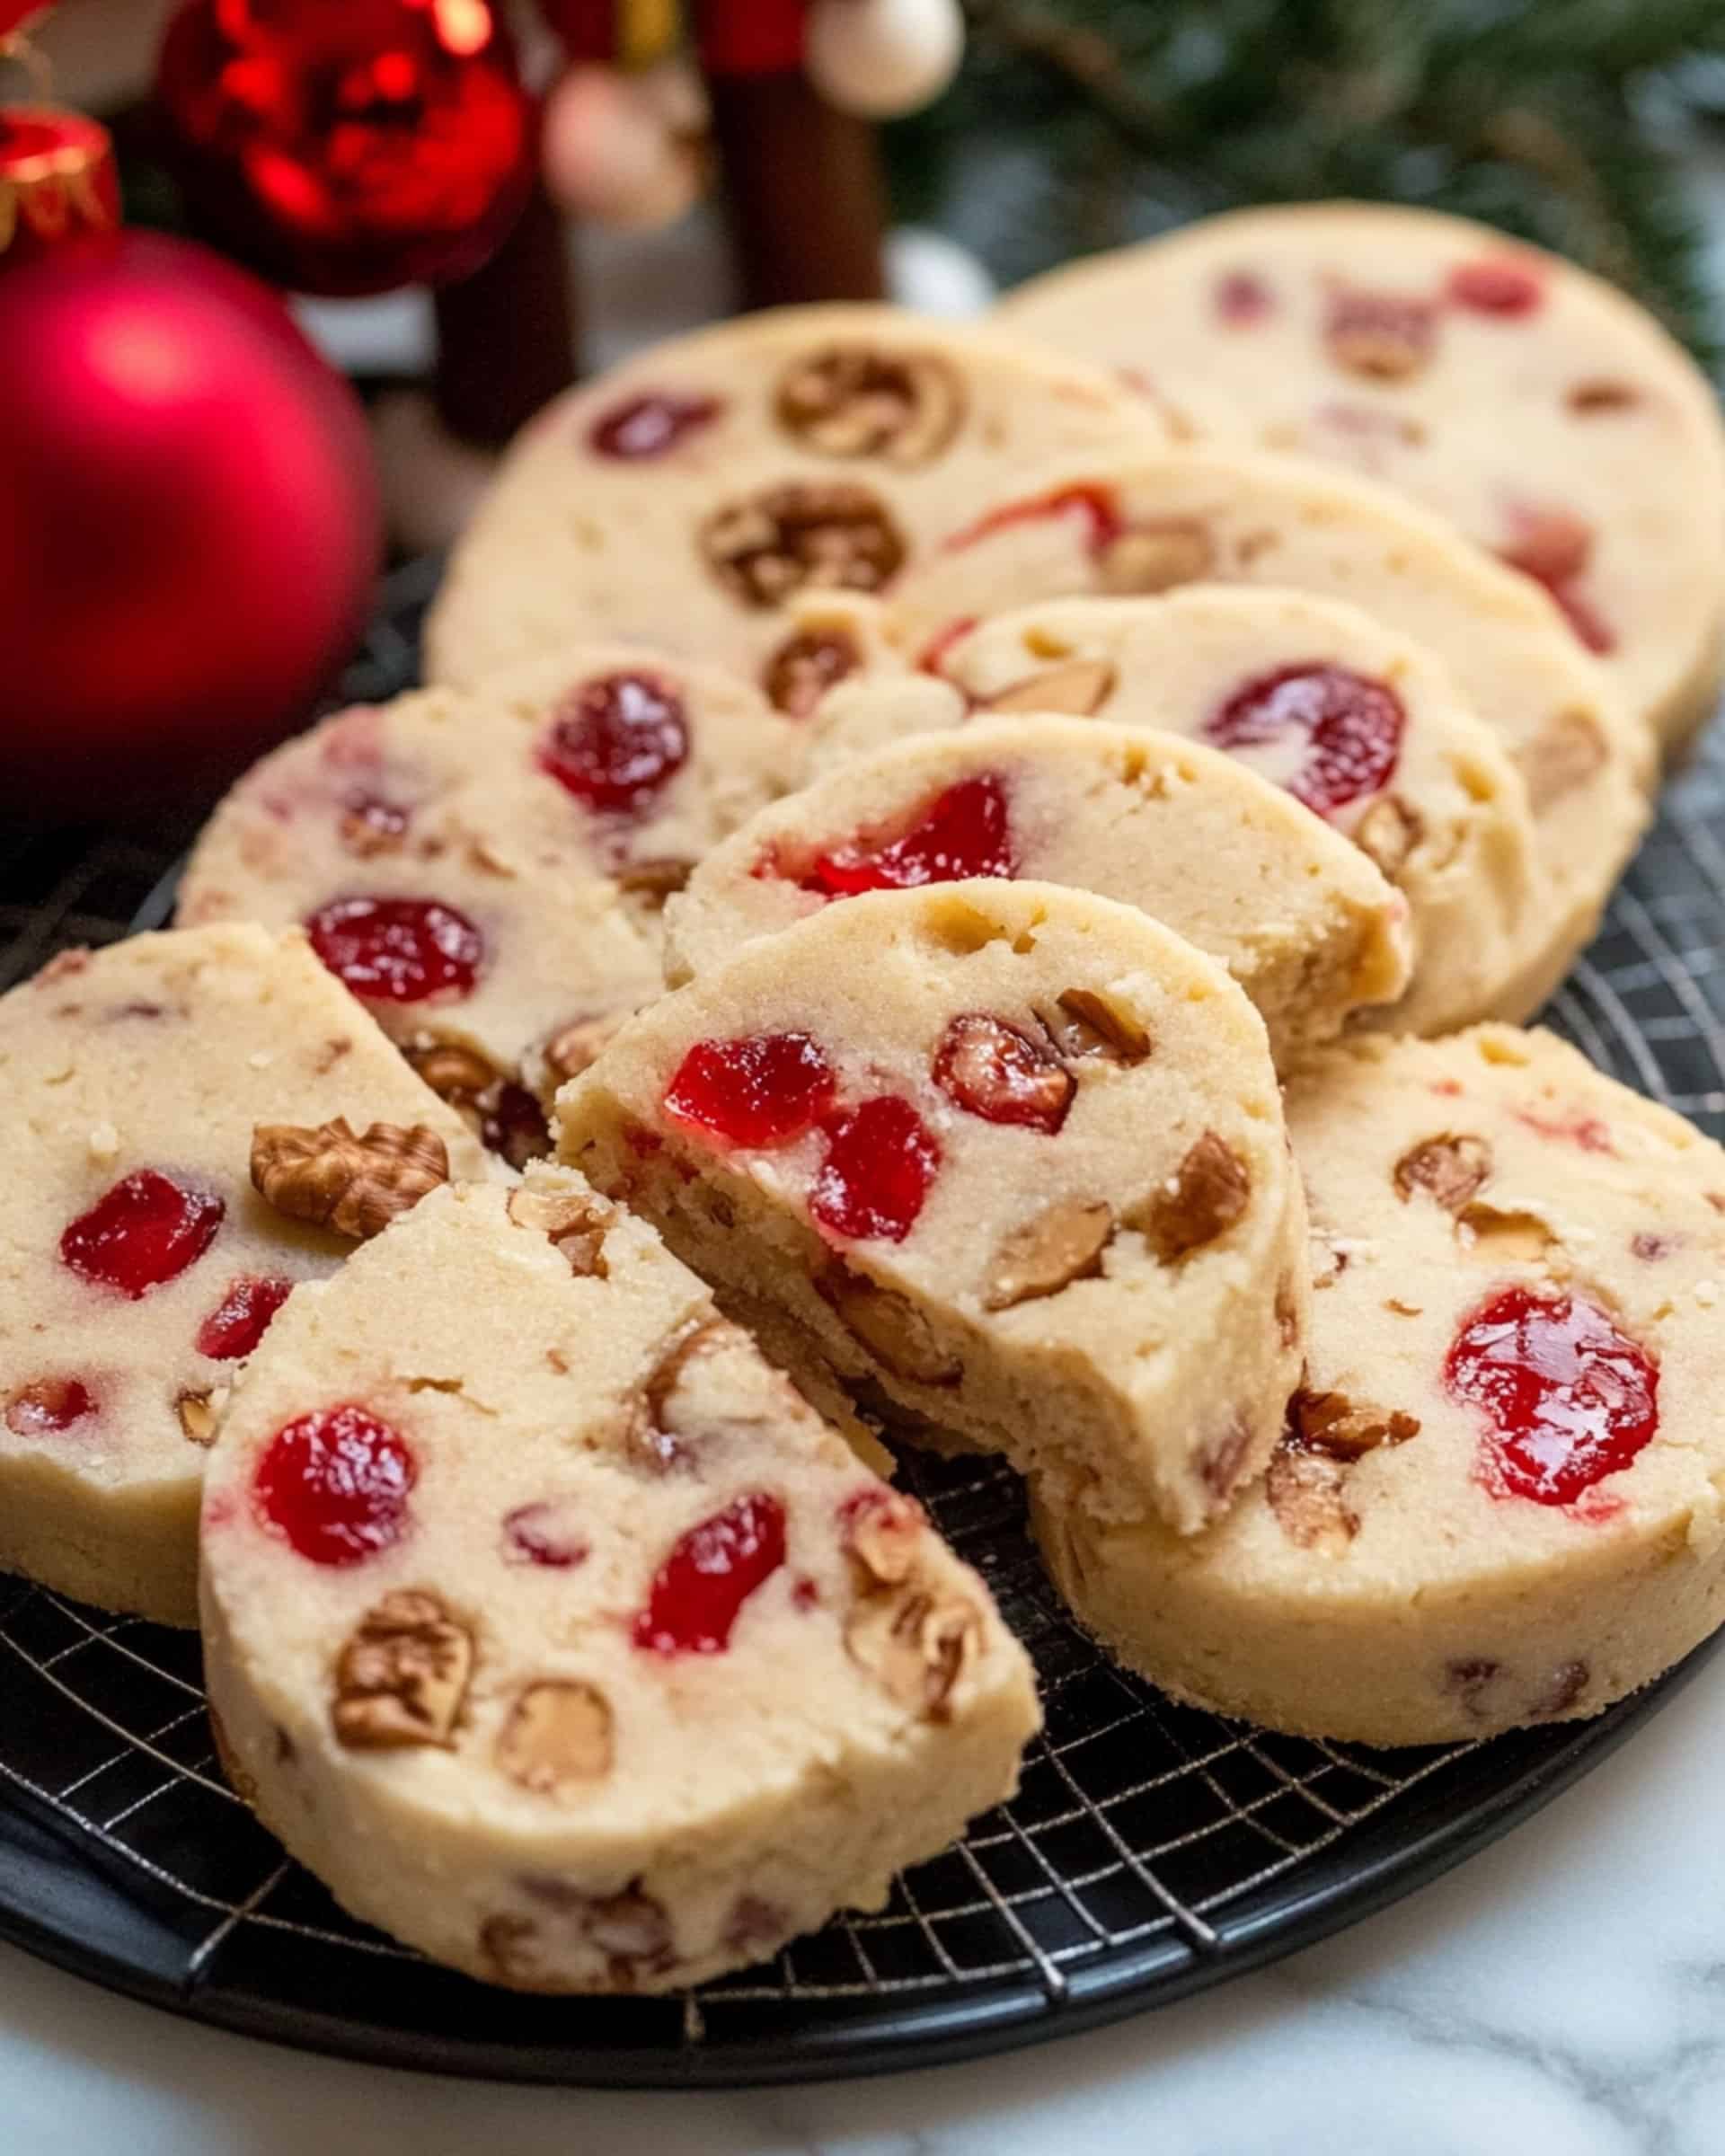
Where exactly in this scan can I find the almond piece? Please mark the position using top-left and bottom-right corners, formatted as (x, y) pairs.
(507, 1184), (612, 1276)
(495, 1679), (613, 1796)
(982, 658), (1118, 717)
(1040, 987), (1152, 1065)
(1393, 1133), (1493, 1212)
(984, 1198), (1112, 1310)
(818, 1267), (960, 1386)
(1134, 1130), (1250, 1262)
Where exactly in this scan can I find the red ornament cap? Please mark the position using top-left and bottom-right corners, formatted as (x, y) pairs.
(0, 107), (119, 266)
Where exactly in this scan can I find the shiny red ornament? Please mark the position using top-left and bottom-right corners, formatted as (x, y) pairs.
(0, 106), (119, 268)
(693, 0), (808, 75)
(0, 231), (381, 817)
(155, 0), (535, 296)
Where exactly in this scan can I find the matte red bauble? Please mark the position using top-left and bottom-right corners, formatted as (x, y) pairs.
(0, 232), (381, 817)
(155, 0), (535, 296)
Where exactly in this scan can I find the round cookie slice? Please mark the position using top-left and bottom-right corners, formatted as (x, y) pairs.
(1034, 1026), (1725, 1745)
(996, 202), (1725, 753)
(877, 447), (1650, 1020)
(809, 589), (1541, 1038)
(0, 925), (491, 1626)
(423, 304), (1172, 697)
(180, 646), (805, 1123)
(662, 714), (1412, 1072)
(200, 1167), (1039, 1993)
(559, 879), (1307, 1537)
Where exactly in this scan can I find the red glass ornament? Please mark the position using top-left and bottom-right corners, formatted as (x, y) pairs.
(632, 1492), (788, 1654)
(155, 0), (535, 296)
(0, 107), (119, 269)
(0, 231), (379, 816)
(693, 0), (808, 76)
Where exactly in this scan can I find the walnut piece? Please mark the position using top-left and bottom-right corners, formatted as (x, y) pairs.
(1266, 1443), (1359, 1548)
(1354, 794), (1422, 879)
(1134, 1131), (1250, 1262)
(984, 1198), (1113, 1310)
(845, 1588), (982, 1722)
(1323, 288), (1437, 380)
(1393, 1133), (1493, 1212)
(1039, 987), (1152, 1065)
(252, 1118), (448, 1241)
(982, 658), (1118, 717)
(404, 1039), (499, 1102)
(541, 1011), (630, 1085)
(774, 344), (963, 467)
(506, 1183), (612, 1276)
(763, 626), (861, 718)
(495, 1680), (614, 1796)
(701, 482), (907, 608)
(818, 1267), (961, 1386)
(615, 857), (694, 903)
(1096, 520), (1215, 594)
(176, 1386), (226, 1446)
(1525, 709), (1607, 812)
(625, 1320), (732, 1468)
(1291, 1388), (1420, 1461)
(332, 1589), (473, 1750)
(843, 1490), (926, 1588)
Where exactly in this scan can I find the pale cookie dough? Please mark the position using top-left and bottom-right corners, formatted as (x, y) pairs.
(663, 714), (1412, 1072)
(423, 304), (1172, 697)
(875, 447), (1650, 1020)
(180, 648), (804, 1123)
(559, 879), (1307, 1536)
(997, 202), (1725, 753)
(1034, 1026), (1725, 1745)
(0, 925), (490, 1627)
(199, 1168), (1038, 1993)
(809, 590), (1542, 1038)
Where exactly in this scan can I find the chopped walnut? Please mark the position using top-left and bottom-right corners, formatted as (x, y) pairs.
(332, 1590), (473, 1750)
(1274, 1272), (1302, 1348)
(1445, 1657), (1504, 1717)
(842, 1488), (926, 1588)
(541, 1011), (630, 1085)
(1039, 987), (1152, 1065)
(495, 1680), (614, 1796)
(1354, 794), (1422, 878)
(404, 1038), (499, 1103)
(845, 1587), (982, 1722)
(1266, 1444), (1359, 1549)
(762, 626), (861, 719)
(624, 1320), (731, 1467)
(1529, 1659), (1589, 1719)
(176, 1387), (226, 1446)
(1199, 1412), (1253, 1500)
(984, 1198), (1113, 1310)
(1524, 709), (1607, 812)
(1096, 520), (1215, 595)
(700, 482), (907, 607)
(615, 857), (694, 903)
(506, 1183), (611, 1276)
(818, 1267), (961, 1386)
(1134, 1131), (1250, 1262)
(982, 658), (1118, 717)
(1323, 287), (1437, 380)
(1291, 1388), (1420, 1461)
(1393, 1133), (1493, 1212)
(1567, 380), (1639, 415)
(252, 1118), (448, 1241)
(774, 344), (963, 466)
(1455, 1202), (1554, 1262)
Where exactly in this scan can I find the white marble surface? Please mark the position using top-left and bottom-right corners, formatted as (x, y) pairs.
(3, 1651), (1721, 2156)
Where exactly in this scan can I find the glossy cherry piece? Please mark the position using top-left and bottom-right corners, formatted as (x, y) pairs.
(253, 1403), (417, 1566)
(632, 1491), (787, 1654)
(1208, 663), (1405, 815)
(664, 1030), (836, 1149)
(588, 390), (723, 460)
(539, 672), (690, 817)
(933, 1013), (1074, 1133)
(4, 1379), (96, 1437)
(943, 483), (1125, 559)
(305, 895), (484, 1003)
(1445, 1286), (1659, 1507)
(813, 1096), (941, 1243)
(1448, 258), (1544, 316)
(1214, 270), (1274, 324)
(60, 1171), (225, 1299)
(197, 1275), (293, 1361)
(503, 1499), (588, 1568)
(809, 773), (1016, 896)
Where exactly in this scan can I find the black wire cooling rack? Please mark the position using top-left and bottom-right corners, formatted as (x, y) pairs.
(1, 559), (1722, 2087)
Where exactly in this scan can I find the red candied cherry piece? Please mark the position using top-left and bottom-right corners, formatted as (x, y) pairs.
(61, 1171), (225, 1299)
(197, 1275), (293, 1361)
(1448, 257), (1544, 316)
(632, 1491), (787, 1654)
(503, 1500), (588, 1568)
(305, 896), (484, 1003)
(1445, 1286), (1659, 1507)
(1207, 663), (1406, 814)
(916, 614), (980, 678)
(1496, 508), (1616, 656)
(933, 1012), (1074, 1134)
(664, 1030), (836, 1149)
(538, 672), (690, 817)
(809, 773), (1016, 896)
(588, 390), (723, 460)
(813, 1096), (941, 1243)
(5, 1378), (96, 1436)
(942, 483), (1126, 559)
(253, 1403), (417, 1566)
(1214, 269), (1274, 324)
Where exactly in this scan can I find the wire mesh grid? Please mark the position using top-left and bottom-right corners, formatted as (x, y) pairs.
(0, 562), (1721, 2084)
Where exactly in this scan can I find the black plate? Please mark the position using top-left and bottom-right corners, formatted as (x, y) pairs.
(1, 559), (1721, 2085)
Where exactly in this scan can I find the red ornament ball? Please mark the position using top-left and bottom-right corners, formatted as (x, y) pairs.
(0, 231), (382, 817)
(0, 105), (120, 269)
(155, 0), (535, 296)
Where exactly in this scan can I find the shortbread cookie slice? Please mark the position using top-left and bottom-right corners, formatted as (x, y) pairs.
(560, 879), (1306, 1535)
(424, 304), (1172, 696)
(1034, 1026), (1725, 1745)
(0, 926), (491, 1626)
(181, 647), (804, 1126)
(878, 448), (1650, 1019)
(997, 202), (1725, 752)
(199, 1168), (1038, 1993)
(663, 715), (1411, 1071)
(818, 588), (1541, 1038)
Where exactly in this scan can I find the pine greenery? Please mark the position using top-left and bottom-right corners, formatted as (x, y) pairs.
(884, 0), (1725, 364)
